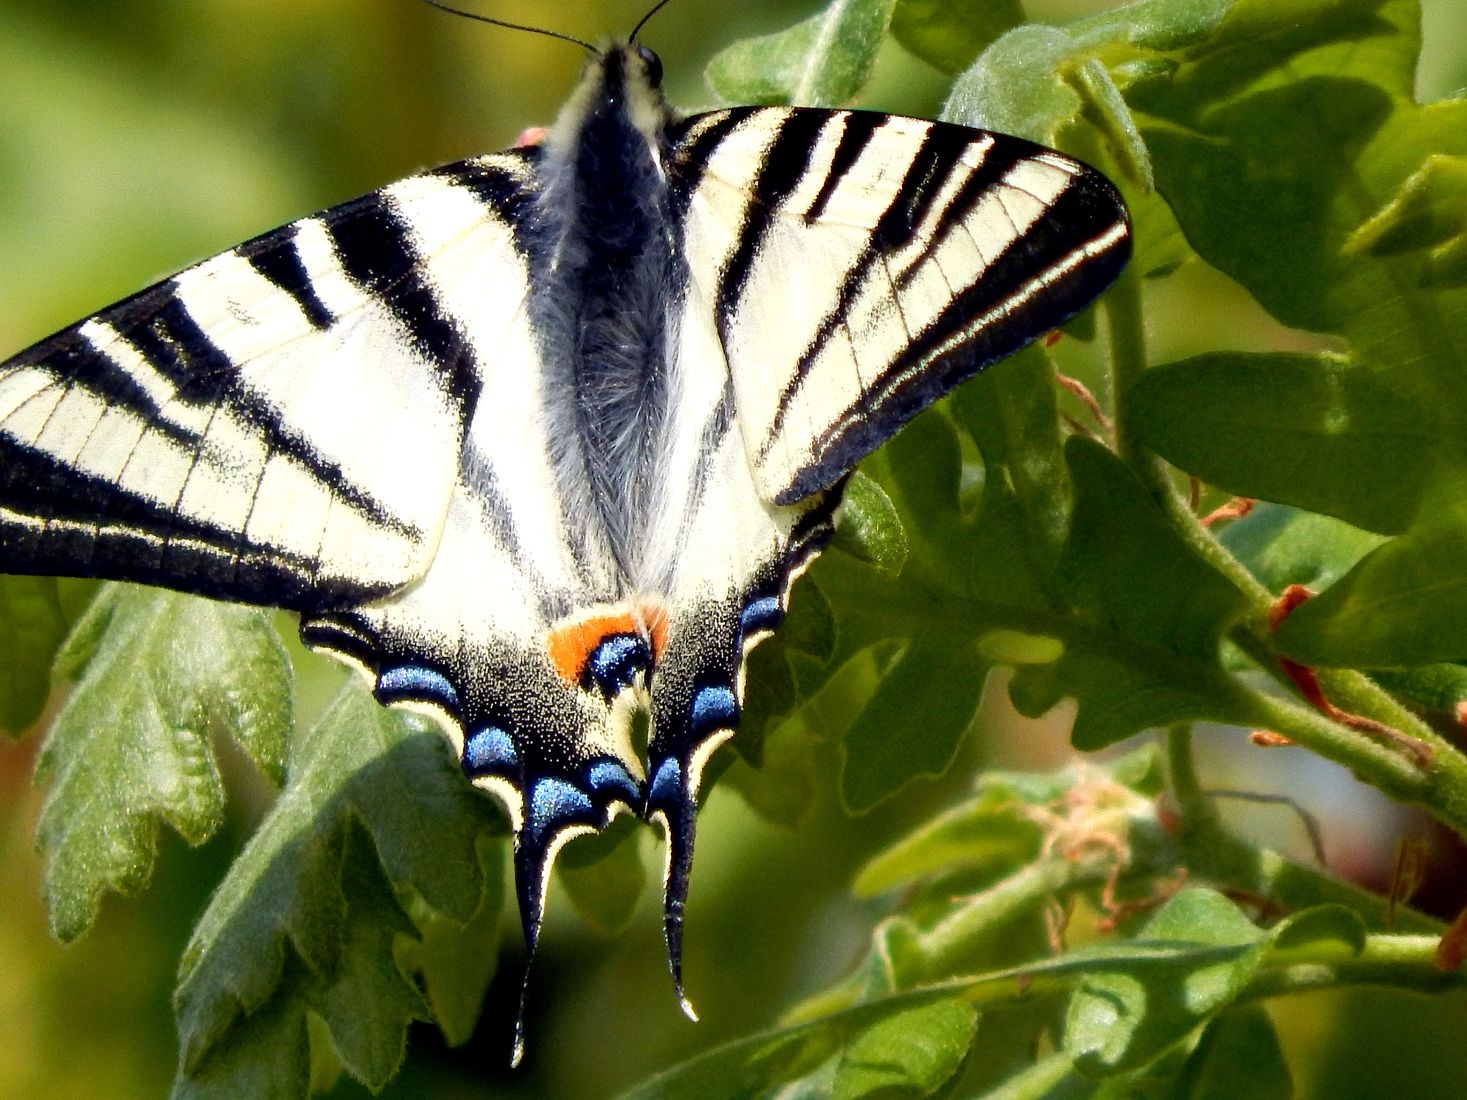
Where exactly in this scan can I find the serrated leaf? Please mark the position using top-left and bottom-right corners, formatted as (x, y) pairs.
(1008, 440), (1258, 749)
(831, 997), (978, 1099)
(0, 574), (69, 734)
(36, 585), (290, 940)
(891, 0), (1023, 74)
(170, 972), (311, 1100)
(705, 0), (896, 107)
(174, 679), (503, 1092)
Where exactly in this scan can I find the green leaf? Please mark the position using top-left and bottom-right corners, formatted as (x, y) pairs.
(853, 787), (1042, 897)
(36, 585), (290, 940)
(1007, 440), (1258, 749)
(890, 0), (1024, 75)
(1276, 489), (1467, 666)
(1368, 662), (1467, 714)
(840, 631), (988, 812)
(833, 471), (909, 577)
(0, 574), (69, 734)
(705, 0), (896, 107)
(1220, 503), (1388, 592)
(171, 973), (311, 1100)
(1177, 1006), (1292, 1100)
(173, 679), (504, 1093)
(1064, 889), (1267, 1074)
(616, 986), (975, 1100)
(1269, 904), (1368, 956)
(831, 997), (978, 1099)
(557, 812), (647, 936)
(403, 834), (506, 1047)
(1141, 887), (1266, 947)
(1346, 153), (1467, 287)
(1126, 0), (1467, 668)
(1128, 352), (1437, 535)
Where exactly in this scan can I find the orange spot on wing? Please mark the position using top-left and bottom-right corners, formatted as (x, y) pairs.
(547, 611), (642, 685)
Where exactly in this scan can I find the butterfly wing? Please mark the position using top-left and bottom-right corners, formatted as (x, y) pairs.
(678, 107), (1131, 505)
(639, 106), (1130, 998)
(0, 152), (649, 1003)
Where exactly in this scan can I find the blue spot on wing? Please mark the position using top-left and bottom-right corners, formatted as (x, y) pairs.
(649, 757), (681, 804)
(588, 760), (641, 803)
(376, 663), (461, 712)
(690, 684), (738, 737)
(463, 726), (517, 773)
(584, 633), (651, 697)
(739, 595), (782, 638)
(530, 778), (595, 835)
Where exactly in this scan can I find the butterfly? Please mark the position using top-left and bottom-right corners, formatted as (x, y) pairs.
(0, 11), (1129, 1064)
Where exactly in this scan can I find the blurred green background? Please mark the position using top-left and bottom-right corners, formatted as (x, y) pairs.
(2, 1), (1467, 1097)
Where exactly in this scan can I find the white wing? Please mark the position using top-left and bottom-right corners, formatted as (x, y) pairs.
(0, 155), (544, 608)
(674, 107), (1131, 505)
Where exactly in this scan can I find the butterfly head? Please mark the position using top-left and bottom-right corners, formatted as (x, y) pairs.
(548, 40), (676, 155)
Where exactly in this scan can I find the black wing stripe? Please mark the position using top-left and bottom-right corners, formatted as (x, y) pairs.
(778, 178), (1131, 501)
(804, 111), (885, 223)
(759, 128), (1028, 462)
(667, 108), (758, 223)
(0, 433), (345, 604)
(326, 191), (480, 415)
(714, 110), (832, 344)
(110, 282), (422, 541)
(436, 156), (540, 258)
(241, 225), (336, 330)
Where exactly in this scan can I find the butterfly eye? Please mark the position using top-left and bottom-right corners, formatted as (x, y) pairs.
(637, 45), (664, 88)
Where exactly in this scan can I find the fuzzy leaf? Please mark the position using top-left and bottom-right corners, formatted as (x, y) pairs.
(173, 679), (505, 1093)
(831, 997), (978, 1099)
(403, 834), (506, 1047)
(890, 0), (1024, 74)
(36, 585), (290, 940)
(833, 471), (909, 577)
(705, 0), (896, 107)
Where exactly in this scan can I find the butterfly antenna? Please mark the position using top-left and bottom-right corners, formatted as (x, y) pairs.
(418, 0), (597, 54)
(631, 0), (676, 42)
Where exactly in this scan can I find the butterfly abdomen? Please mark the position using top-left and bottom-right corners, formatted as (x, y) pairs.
(528, 45), (686, 580)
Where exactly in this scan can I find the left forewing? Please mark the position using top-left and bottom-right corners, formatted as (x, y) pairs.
(0, 152), (541, 610)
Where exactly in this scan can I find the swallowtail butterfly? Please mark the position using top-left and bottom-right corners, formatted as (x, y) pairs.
(0, 13), (1130, 1062)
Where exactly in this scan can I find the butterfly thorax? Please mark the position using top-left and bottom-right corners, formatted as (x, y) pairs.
(530, 44), (685, 589)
